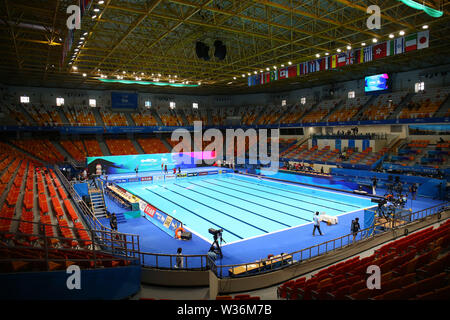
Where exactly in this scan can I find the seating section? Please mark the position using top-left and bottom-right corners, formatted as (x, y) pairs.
(132, 111), (158, 126)
(64, 107), (96, 126)
(101, 110), (128, 126)
(83, 138), (103, 157)
(157, 108), (182, 126)
(11, 139), (65, 163)
(277, 221), (450, 300)
(60, 140), (88, 161)
(359, 92), (406, 121)
(137, 137), (170, 154)
(185, 109), (208, 125)
(388, 140), (449, 167)
(328, 96), (369, 122)
(302, 99), (340, 123)
(28, 105), (63, 126)
(398, 87), (450, 119)
(105, 138), (138, 155)
(6, 105), (32, 126)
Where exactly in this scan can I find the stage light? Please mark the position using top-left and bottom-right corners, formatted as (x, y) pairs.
(372, 38), (378, 43)
(389, 34), (394, 38)
(399, 30), (405, 36)
(337, 48), (341, 52)
(315, 54), (320, 58)
(422, 25), (429, 29)
(288, 61), (292, 65)
(346, 45), (351, 50)
(361, 42), (366, 46)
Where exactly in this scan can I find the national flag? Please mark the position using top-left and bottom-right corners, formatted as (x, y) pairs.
(248, 76), (252, 87)
(262, 72), (270, 84)
(320, 58), (326, 71)
(346, 50), (354, 65)
(270, 70), (278, 82)
(331, 55), (337, 68)
(302, 62), (307, 74)
(279, 67), (288, 79)
(255, 73), (261, 85)
(288, 65), (298, 78)
(364, 46), (373, 62)
(354, 49), (363, 64)
(324, 56), (330, 70)
(417, 30), (429, 50)
(405, 33), (417, 52)
(315, 59), (321, 72)
(337, 53), (346, 67)
(373, 42), (387, 60)
(395, 37), (404, 54)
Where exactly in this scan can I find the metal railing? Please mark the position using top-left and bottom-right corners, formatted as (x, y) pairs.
(0, 217), (141, 272)
(139, 251), (208, 270)
(207, 202), (448, 278)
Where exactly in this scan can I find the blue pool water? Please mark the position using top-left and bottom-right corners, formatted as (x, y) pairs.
(118, 173), (373, 244)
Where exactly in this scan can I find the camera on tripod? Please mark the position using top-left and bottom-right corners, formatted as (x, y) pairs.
(208, 228), (223, 238)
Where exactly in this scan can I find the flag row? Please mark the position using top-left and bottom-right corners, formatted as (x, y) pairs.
(248, 31), (429, 86)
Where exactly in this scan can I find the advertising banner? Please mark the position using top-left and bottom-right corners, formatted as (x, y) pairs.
(139, 200), (182, 238)
(87, 151), (215, 175)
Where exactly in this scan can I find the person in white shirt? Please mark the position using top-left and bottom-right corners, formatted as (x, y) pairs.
(312, 211), (323, 236)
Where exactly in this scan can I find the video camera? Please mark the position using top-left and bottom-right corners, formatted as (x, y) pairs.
(208, 228), (223, 237)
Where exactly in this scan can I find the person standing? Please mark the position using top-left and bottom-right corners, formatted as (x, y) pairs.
(164, 164), (168, 174)
(312, 212), (323, 236)
(161, 162), (164, 172)
(410, 183), (418, 200)
(110, 213), (118, 231)
(175, 247), (183, 269)
(372, 177), (378, 195)
(351, 217), (361, 242)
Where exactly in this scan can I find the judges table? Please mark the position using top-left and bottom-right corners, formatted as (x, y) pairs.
(228, 254), (293, 277)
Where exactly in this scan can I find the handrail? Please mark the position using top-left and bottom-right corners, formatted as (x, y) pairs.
(0, 217), (141, 271)
(54, 165), (113, 233)
(139, 251), (208, 270)
(208, 202), (448, 278)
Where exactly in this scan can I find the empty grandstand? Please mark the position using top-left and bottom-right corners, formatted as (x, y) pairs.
(0, 0), (449, 310)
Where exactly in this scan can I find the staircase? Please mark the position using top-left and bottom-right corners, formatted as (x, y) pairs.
(88, 181), (107, 219)
(178, 109), (189, 126)
(124, 112), (136, 126)
(92, 108), (105, 126)
(434, 94), (450, 118)
(389, 92), (415, 120)
(150, 109), (164, 126)
(98, 136), (111, 156)
(352, 95), (376, 121)
(322, 100), (343, 122)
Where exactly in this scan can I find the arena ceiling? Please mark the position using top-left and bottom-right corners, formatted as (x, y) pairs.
(0, 0), (449, 95)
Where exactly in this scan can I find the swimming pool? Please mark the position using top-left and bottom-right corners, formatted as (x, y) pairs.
(117, 173), (373, 244)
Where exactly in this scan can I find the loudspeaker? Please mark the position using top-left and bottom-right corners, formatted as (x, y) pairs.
(214, 40), (226, 60)
(181, 231), (192, 240)
(195, 41), (210, 61)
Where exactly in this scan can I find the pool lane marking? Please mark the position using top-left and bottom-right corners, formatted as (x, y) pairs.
(144, 187), (244, 240)
(174, 182), (291, 228)
(161, 184), (270, 234)
(232, 175), (362, 208)
(194, 181), (310, 222)
(218, 178), (346, 213)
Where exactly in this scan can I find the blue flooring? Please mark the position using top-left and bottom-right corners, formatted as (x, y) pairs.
(98, 173), (446, 272)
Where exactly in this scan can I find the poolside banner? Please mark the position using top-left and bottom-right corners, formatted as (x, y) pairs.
(87, 151), (215, 175)
(139, 199), (183, 238)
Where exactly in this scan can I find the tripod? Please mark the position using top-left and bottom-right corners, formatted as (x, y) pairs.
(212, 233), (225, 258)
